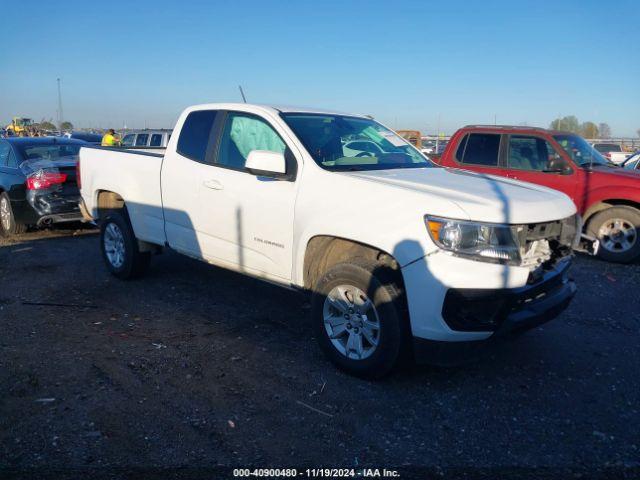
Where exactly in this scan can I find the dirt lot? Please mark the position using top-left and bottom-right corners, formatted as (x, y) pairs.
(1, 227), (639, 478)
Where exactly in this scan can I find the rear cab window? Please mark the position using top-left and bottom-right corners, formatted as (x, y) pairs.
(135, 134), (149, 146)
(150, 134), (163, 147)
(176, 110), (218, 163)
(593, 143), (621, 153)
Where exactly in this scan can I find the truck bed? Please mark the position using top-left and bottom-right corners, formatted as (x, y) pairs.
(79, 146), (167, 246)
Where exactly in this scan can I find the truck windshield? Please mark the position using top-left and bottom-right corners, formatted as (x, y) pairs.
(553, 134), (612, 168)
(593, 143), (621, 153)
(281, 113), (432, 171)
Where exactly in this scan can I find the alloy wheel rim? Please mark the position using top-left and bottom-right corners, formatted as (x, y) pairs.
(323, 284), (380, 360)
(104, 223), (126, 268)
(598, 218), (637, 253)
(0, 198), (11, 231)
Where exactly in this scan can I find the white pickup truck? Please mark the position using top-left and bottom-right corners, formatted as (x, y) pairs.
(591, 142), (631, 165)
(79, 103), (579, 378)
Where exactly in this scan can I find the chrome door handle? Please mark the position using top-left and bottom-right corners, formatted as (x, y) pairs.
(203, 179), (223, 190)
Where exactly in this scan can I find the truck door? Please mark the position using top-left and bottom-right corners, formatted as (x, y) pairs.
(194, 111), (299, 281)
(502, 134), (579, 207)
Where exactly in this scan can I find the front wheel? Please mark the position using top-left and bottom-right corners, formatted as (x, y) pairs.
(100, 212), (151, 279)
(587, 206), (640, 264)
(311, 260), (409, 379)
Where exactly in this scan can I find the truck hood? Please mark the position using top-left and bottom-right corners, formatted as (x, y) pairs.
(346, 167), (576, 224)
(590, 165), (640, 181)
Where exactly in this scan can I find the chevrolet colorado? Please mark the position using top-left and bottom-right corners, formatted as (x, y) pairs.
(78, 104), (579, 378)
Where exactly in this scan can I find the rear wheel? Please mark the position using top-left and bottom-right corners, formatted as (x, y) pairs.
(587, 206), (640, 264)
(0, 192), (27, 237)
(100, 211), (151, 279)
(311, 260), (409, 379)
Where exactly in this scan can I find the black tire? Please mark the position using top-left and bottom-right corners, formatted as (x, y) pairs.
(100, 211), (151, 279)
(311, 259), (410, 379)
(0, 192), (27, 237)
(586, 206), (640, 264)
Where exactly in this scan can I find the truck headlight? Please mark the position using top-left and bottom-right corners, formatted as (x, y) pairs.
(426, 216), (521, 265)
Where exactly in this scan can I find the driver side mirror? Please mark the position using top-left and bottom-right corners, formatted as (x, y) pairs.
(544, 154), (573, 175)
(245, 150), (286, 177)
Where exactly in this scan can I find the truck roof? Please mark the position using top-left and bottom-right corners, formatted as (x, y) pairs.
(461, 124), (575, 136)
(187, 103), (369, 118)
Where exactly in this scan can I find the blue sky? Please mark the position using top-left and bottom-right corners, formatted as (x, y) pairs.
(1, 0), (638, 136)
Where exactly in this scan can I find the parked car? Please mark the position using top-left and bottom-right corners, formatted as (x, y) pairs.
(421, 140), (436, 154)
(79, 103), (578, 378)
(64, 131), (103, 144)
(622, 151), (640, 171)
(436, 126), (640, 263)
(435, 140), (448, 154)
(121, 129), (172, 148)
(0, 137), (85, 236)
(591, 142), (630, 164)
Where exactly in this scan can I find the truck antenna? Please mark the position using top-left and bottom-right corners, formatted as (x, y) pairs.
(238, 85), (247, 103)
(57, 78), (64, 130)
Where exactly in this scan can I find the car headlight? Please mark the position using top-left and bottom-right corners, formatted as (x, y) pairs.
(426, 216), (521, 265)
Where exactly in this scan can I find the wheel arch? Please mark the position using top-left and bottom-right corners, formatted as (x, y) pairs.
(95, 190), (126, 220)
(302, 235), (404, 291)
(584, 199), (640, 225)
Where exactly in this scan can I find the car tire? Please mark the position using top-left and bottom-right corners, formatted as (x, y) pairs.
(587, 206), (640, 264)
(100, 211), (151, 279)
(311, 259), (410, 379)
(0, 192), (27, 237)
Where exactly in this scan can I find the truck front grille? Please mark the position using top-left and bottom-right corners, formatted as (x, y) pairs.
(515, 215), (578, 279)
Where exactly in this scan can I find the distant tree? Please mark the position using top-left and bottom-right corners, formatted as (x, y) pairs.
(550, 115), (580, 133)
(637, 128), (640, 138)
(580, 122), (599, 139)
(598, 123), (612, 138)
(38, 121), (56, 131)
(60, 121), (74, 131)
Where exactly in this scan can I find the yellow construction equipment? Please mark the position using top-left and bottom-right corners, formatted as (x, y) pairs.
(5, 117), (38, 136)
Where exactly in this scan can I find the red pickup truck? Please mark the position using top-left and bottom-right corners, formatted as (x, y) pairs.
(435, 125), (640, 263)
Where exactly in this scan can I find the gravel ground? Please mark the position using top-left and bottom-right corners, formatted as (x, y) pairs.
(0, 227), (638, 479)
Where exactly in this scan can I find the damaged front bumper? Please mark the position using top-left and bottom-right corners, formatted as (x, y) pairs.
(413, 259), (576, 366)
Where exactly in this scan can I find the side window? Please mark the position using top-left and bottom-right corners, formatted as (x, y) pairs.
(7, 149), (18, 168)
(122, 134), (135, 146)
(508, 135), (564, 172)
(460, 133), (500, 166)
(216, 113), (285, 170)
(0, 141), (10, 166)
(135, 134), (149, 146)
(177, 110), (218, 163)
(150, 134), (162, 147)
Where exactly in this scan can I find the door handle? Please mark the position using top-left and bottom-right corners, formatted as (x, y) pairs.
(203, 179), (224, 190)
